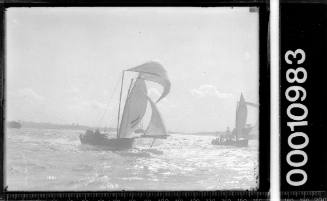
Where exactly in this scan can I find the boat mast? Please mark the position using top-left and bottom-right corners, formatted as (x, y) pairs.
(117, 71), (125, 138)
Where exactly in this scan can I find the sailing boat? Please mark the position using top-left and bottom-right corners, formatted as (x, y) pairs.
(212, 93), (253, 147)
(79, 61), (170, 150)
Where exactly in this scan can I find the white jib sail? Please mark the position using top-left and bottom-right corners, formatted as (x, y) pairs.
(118, 78), (148, 138)
(145, 97), (167, 137)
(127, 61), (171, 102)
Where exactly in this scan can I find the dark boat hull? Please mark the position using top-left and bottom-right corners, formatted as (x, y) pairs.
(211, 126), (252, 147)
(211, 127), (252, 147)
(80, 131), (134, 150)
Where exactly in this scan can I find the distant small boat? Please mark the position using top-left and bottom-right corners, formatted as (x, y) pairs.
(211, 127), (252, 147)
(7, 121), (22, 129)
(212, 93), (252, 147)
(80, 61), (170, 150)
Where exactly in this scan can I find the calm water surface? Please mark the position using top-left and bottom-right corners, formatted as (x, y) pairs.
(6, 128), (258, 190)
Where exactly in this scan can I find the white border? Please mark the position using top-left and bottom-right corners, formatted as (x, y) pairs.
(270, 0), (280, 200)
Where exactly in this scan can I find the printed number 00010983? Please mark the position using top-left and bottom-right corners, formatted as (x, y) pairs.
(284, 49), (309, 187)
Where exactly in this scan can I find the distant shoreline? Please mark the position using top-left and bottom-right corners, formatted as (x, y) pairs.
(8, 121), (224, 135)
(7, 121), (115, 132)
(7, 121), (257, 137)
(169, 131), (222, 137)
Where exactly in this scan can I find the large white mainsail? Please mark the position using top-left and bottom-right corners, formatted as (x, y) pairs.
(145, 97), (168, 137)
(118, 78), (148, 138)
(235, 93), (248, 139)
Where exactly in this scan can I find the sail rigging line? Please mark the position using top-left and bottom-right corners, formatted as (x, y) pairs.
(244, 101), (259, 134)
(127, 78), (135, 97)
(117, 71), (125, 138)
(149, 138), (156, 148)
(95, 73), (121, 129)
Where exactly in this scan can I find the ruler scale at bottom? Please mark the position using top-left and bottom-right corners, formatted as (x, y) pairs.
(1, 191), (270, 201)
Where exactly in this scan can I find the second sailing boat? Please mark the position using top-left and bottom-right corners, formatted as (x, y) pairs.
(211, 93), (253, 147)
(79, 61), (170, 150)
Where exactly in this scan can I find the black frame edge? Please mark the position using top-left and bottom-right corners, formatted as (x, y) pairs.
(1, 1), (270, 199)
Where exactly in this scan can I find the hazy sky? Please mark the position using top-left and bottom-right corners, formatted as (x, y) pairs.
(6, 7), (259, 132)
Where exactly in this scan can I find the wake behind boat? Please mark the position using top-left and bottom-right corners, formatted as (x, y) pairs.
(79, 61), (171, 150)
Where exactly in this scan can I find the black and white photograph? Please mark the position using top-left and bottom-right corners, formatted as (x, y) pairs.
(5, 7), (260, 191)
